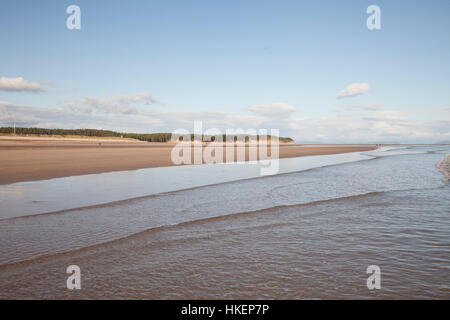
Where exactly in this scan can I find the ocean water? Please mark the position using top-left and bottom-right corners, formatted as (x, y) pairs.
(0, 146), (449, 299)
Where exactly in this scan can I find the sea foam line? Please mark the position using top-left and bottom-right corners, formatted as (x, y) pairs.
(437, 155), (450, 182)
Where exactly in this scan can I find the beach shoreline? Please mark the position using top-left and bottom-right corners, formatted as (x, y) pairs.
(0, 138), (376, 185)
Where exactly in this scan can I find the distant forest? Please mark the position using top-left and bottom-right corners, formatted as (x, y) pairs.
(0, 127), (294, 143)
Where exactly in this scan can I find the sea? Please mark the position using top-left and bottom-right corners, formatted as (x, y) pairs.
(0, 145), (449, 299)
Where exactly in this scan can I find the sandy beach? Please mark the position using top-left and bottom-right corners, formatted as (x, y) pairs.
(0, 137), (375, 184)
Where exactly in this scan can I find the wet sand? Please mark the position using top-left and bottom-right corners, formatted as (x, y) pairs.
(0, 138), (375, 184)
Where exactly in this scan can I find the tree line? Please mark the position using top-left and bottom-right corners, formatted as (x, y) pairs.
(0, 127), (294, 143)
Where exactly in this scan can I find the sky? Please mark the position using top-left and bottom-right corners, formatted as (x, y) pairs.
(0, 0), (449, 143)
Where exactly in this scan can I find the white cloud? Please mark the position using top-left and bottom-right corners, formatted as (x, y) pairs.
(0, 77), (46, 92)
(248, 102), (297, 116)
(63, 93), (159, 115)
(337, 83), (370, 99)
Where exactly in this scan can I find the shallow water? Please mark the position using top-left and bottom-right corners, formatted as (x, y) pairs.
(0, 151), (374, 219)
(0, 146), (449, 299)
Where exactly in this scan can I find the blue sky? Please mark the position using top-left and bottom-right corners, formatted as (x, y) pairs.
(0, 0), (449, 142)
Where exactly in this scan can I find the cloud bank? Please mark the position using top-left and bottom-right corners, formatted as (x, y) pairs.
(62, 93), (159, 115)
(1, 100), (449, 144)
(248, 102), (297, 116)
(346, 103), (383, 111)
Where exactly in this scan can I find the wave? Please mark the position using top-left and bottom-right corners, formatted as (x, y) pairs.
(0, 191), (384, 269)
(0, 156), (377, 221)
(2, 147), (440, 222)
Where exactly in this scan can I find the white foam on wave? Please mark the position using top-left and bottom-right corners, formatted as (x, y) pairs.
(437, 155), (450, 182)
